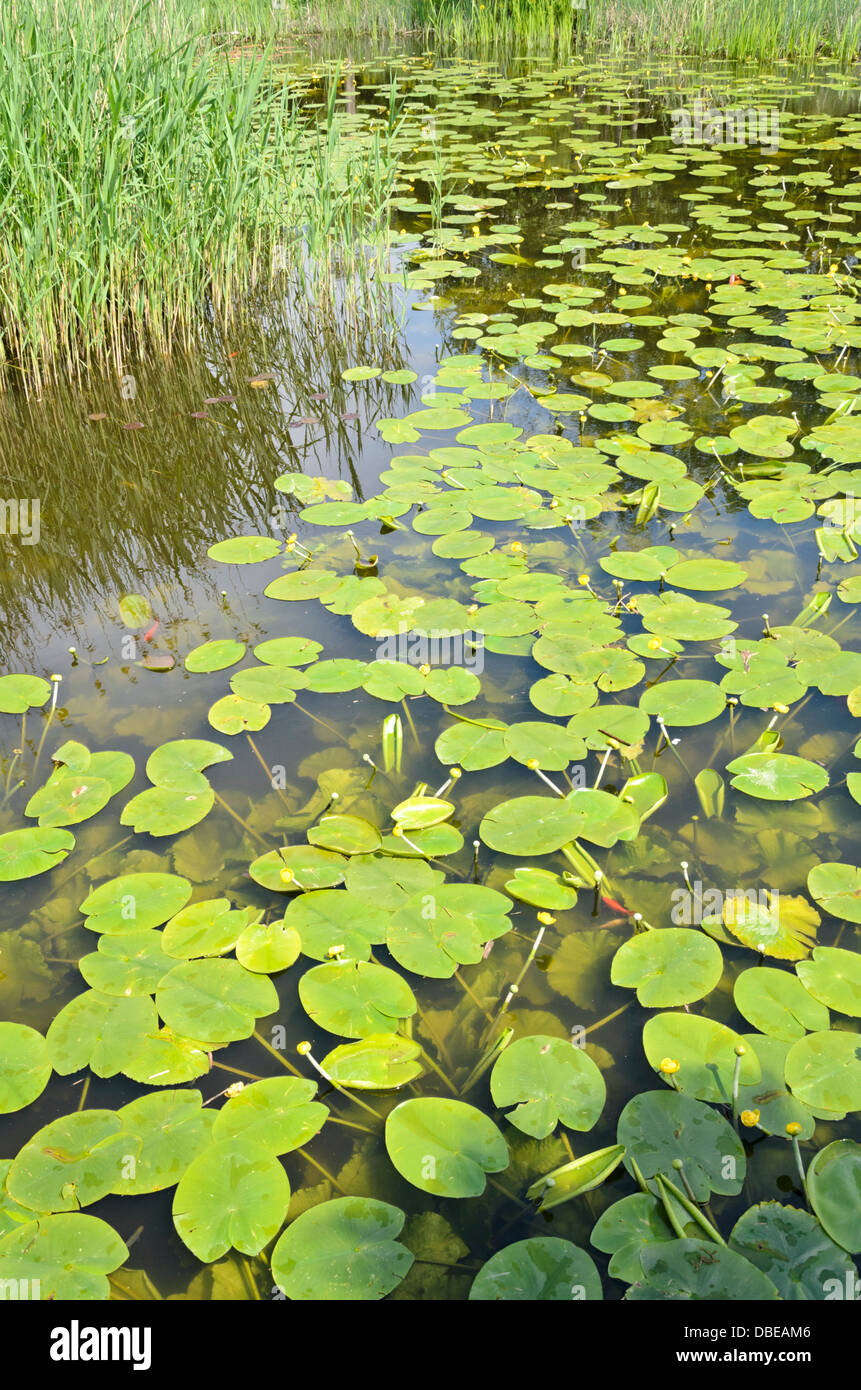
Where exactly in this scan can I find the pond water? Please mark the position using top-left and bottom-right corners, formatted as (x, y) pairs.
(0, 50), (859, 1302)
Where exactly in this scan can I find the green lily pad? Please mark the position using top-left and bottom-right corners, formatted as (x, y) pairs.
(469, 1237), (602, 1301)
(8, 1110), (134, 1212)
(796, 948), (861, 1017)
(114, 1089), (214, 1194)
(79, 931), (175, 996)
(46, 990), (157, 1077)
(387, 884), (512, 979)
(250, 846), (347, 893)
(320, 1035), (423, 1090)
(807, 1140), (861, 1254)
(81, 872), (192, 933)
(212, 1077), (326, 1154)
(235, 919), (302, 973)
(784, 1030), (861, 1113)
(0, 1215), (128, 1300)
(807, 862), (861, 923)
(611, 929), (723, 1007)
(590, 1194), (675, 1284)
(730, 1202), (856, 1301)
(0, 674), (52, 713)
(121, 786), (214, 836)
(284, 889), (388, 963)
(0, 828), (75, 881)
(385, 1098), (508, 1197)
(208, 536), (281, 565)
(172, 1138), (290, 1262)
(162, 899), (252, 959)
(479, 796), (584, 856)
(490, 1035), (605, 1139)
(726, 753), (828, 801)
(617, 1091), (744, 1200)
(271, 1197), (413, 1301)
(156, 959), (278, 1043)
(642, 1013), (760, 1103)
(639, 680), (725, 728)
(307, 815), (382, 856)
(207, 694), (270, 735)
(504, 867), (577, 911)
(299, 961), (417, 1038)
(631, 1239), (779, 1301)
(0, 1023), (51, 1114)
(185, 640), (246, 673)
(733, 967), (829, 1040)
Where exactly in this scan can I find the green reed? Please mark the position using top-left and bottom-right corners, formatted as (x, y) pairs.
(0, 0), (400, 392)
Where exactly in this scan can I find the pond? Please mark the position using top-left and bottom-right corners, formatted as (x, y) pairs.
(0, 47), (859, 1303)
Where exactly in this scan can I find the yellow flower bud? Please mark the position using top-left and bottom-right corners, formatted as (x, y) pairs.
(659, 1058), (680, 1075)
(740, 1109), (760, 1128)
(297, 1041), (312, 1056)
(786, 1122), (803, 1136)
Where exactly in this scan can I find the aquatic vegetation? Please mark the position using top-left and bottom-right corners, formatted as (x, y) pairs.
(0, 0), (401, 392)
(0, 46), (859, 1305)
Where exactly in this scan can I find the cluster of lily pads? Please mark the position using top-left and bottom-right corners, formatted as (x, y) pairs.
(0, 53), (860, 1301)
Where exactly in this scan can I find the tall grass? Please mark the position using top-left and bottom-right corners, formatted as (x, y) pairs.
(194, 0), (861, 57)
(0, 0), (400, 393)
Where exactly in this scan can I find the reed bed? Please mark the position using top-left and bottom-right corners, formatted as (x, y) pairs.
(0, 0), (400, 393)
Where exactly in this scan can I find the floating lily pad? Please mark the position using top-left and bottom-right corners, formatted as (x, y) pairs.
(617, 1091), (744, 1200)
(733, 967), (829, 1040)
(157, 959), (278, 1044)
(784, 1030), (861, 1113)
(172, 1137), (290, 1262)
(185, 640), (246, 673)
(212, 1077), (326, 1154)
(642, 1013), (760, 1103)
(385, 1098), (508, 1197)
(299, 961), (416, 1038)
(611, 929), (723, 1007)
(730, 1202), (856, 1301)
(807, 1140), (861, 1254)
(320, 1035), (423, 1090)
(469, 1237), (602, 1301)
(726, 752), (828, 801)
(0, 1215), (128, 1300)
(0, 828), (75, 881)
(490, 1035), (605, 1139)
(271, 1197), (413, 1300)
(796, 948), (861, 1018)
(0, 1023), (51, 1114)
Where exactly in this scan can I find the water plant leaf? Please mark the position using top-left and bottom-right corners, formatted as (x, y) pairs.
(733, 966), (829, 1040)
(271, 1197), (413, 1300)
(212, 1078), (326, 1155)
(319, 1014), (424, 1084)
(639, 680), (725, 728)
(157, 959), (278, 1044)
(469, 1237), (602, 1301)
(642, 1013), (760, 1103)
(735, 1032), (818, 1141)
(630, 1239), (779, 1301)
(526, 1144), (626, 1212)
(479, 796), (590, 856)
(185, 640), (246, 673)
(81, 872), (192, 933)
(46, 990), (157, 1077)
(387, 884), (512, 979)
(250, 846), (346, 893)
(207, 536), (281, 565)
(391, 796), (454, 831)
(0, 1215), (128, 1300)
(729, 1202), (856, 1301)
(162, 899), (254, 959)
(0, 1023), (51, 1114)
(299, 961), (417, 1038)
(0, 674), (51, 712)
(172, 1138), (290, 1262)
(617, 1091), (744, 1200)
(490, 1035), (605, 1139)
(114, 1089), (214, 1194)
(121, 786), (214, 836)
(504, 867), (577, 911)
(8, 1110), (135, 1212)
(235, 918), (301, 973)
(78, 931), (174, 997)
(0, 827), (75, 881)
(590, 1194), (675, 1284)
(385, 1098), (508, 1197)
(119, 594), (153, 628)
(796, 947), (861, 1017)
(207, 694), (270, 735)
(307, 814), (382, 855)
(726, 752), (828, 801)
(784, 1030), (861, 1113)
(284, 889), (388, 963)
(806, 1140), (861, 1254)
(807, 862), (861, 923)
(611, 929), (723, 1007)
